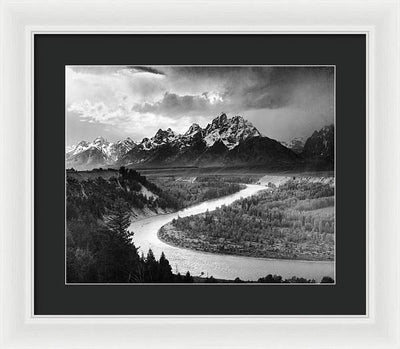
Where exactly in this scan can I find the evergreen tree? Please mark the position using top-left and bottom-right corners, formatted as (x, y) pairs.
(158, 252), (173, 282)
(99, 199), (140, 282)
(105, 199), (132, 240)
(321, 276), (334, 283)
(183, 271), (194, 283)
(144, 249), (159, 282)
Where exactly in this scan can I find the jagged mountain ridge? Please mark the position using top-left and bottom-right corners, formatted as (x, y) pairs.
(66, 113), (265, 169)
(66, 136), (136, 169)
(66, 114), (333, 170)
(301, 125), (334, 163)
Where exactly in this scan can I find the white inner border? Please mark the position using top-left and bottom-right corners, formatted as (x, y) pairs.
(64, 64), (337, 286)
(1, 0), (399, 348)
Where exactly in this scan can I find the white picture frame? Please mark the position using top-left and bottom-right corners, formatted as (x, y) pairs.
(1, 0), (399, 348)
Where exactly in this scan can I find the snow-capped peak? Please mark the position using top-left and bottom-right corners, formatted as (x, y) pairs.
(184, 123), (202, 137)
(67, 136), (136, 161)
(67, 113), (264, 166)
(66, 144), (76, 154)
(216, 112), (228, 124)
(154, 128), (177, 142)
(140, 128), (180, 150)
(231, 115), (245, 124)
(93, 136), (109, 146)
(77, 140), (89, 147)
(70, 140), (90, 155)
(203, 113), (261, 149)
(206, 113), (228, 133)
(117, 137), (136, 146)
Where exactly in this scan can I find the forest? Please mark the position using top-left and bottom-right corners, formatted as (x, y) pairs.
(67, 167), (244, 282)
(195, 175), (258, 184)
(67, 168), (198, 283)
(67, 167), (181, 220)
(150, 176), (245, 208)
(199, 275), (334, 283)
(160, 180), (335, 261)
(67, 168), (334, 282)
(67, 197), (194, 283)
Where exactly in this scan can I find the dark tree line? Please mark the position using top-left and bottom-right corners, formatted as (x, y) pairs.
(196, 175), (256, 184)
(200, 275), (334, 283)
(151, 177), (245, 209)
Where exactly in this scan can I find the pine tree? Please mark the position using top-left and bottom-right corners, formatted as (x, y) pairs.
(183, 271), (194, 283)
(158, 252), (173, 282)
(105, 199), (133, 242)
(144, 249), (159, 282)
(99, 198), (140, 282)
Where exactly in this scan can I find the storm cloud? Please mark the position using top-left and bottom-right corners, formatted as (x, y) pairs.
(66, 65), (334, 146)
(131, 66), (333, 115)
(132, 92), (221, 116)
(127, 66), (165, 75)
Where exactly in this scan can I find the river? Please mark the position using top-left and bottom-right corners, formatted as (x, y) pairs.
(129, 184), (335, 282)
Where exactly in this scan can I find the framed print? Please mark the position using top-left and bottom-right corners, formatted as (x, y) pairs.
(35, 34), (364, 316)
(1, 0), (400, 348)
(65, 63), (336, 286)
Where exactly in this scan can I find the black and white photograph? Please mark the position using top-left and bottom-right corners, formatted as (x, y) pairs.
(66, 65), (335, 284)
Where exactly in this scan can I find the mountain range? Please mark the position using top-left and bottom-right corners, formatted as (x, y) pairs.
(66, 113), (334, 171)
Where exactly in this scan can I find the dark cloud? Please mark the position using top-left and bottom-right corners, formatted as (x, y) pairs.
(69, 65), (166, 76)
(133, 92), (215, 116)
(67, 65), (334, 145)
(127, 66), (165, 75)
(221, 66), (334, 110)
(136, 66), (334, 115)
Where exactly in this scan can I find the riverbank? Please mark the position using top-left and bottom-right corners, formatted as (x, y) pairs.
(158, 222), (333, 262)
(157, 179), (334, 262)
(130, 183), (335, 281)
(190, 275), (333, 283)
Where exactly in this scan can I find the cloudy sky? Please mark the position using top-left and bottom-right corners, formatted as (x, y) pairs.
(66, 65), (334, 146)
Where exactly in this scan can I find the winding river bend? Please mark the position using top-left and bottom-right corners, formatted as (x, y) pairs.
(129, 184), (335, 282)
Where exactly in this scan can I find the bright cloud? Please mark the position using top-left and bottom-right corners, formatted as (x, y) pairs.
(66, 65), (334, 146)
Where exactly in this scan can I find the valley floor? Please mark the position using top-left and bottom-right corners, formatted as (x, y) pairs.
(66, 167), (335, 283)
(156, 174), (335, 262)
